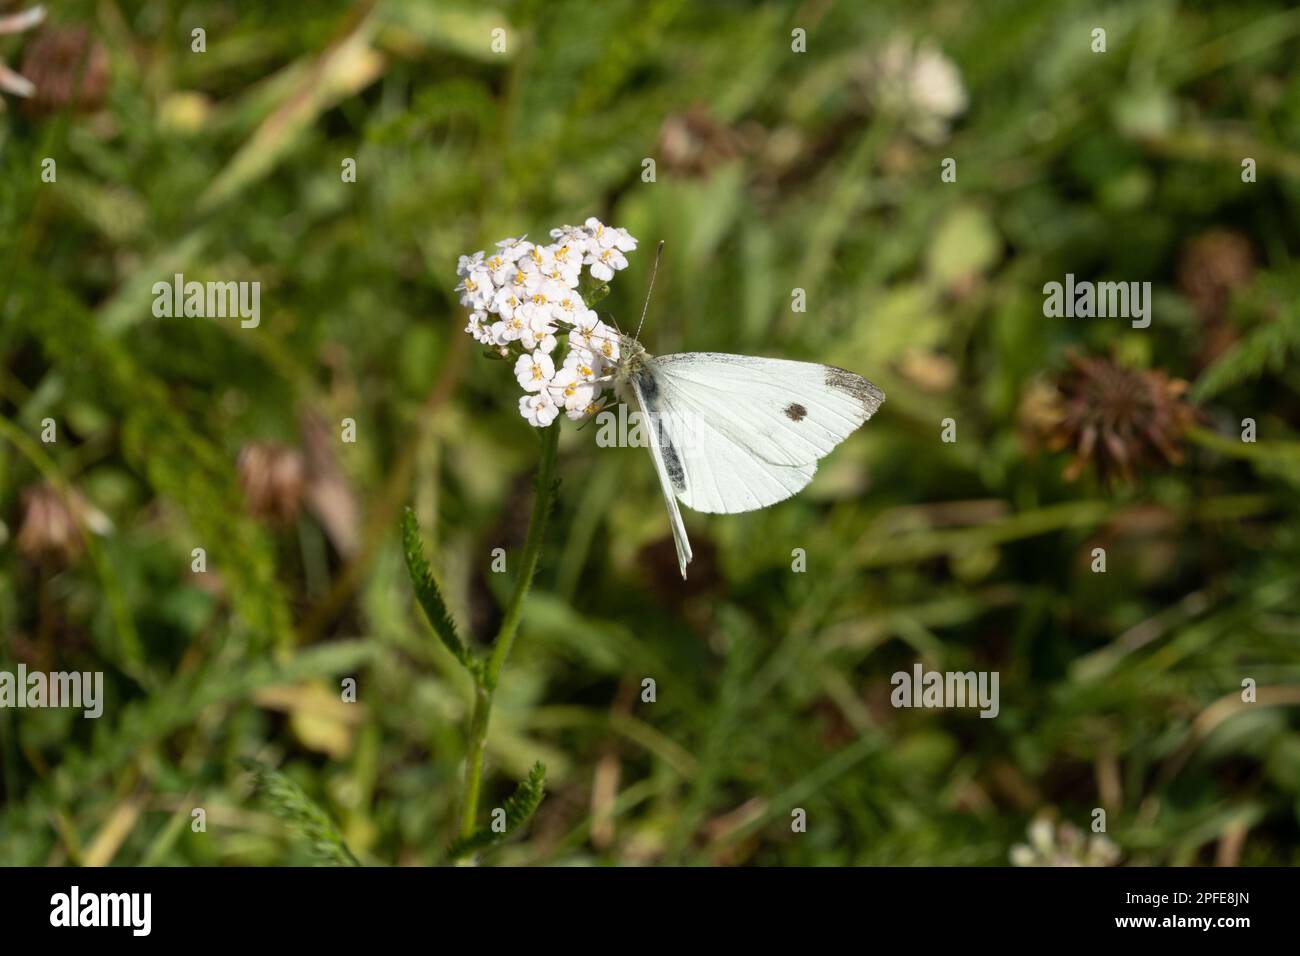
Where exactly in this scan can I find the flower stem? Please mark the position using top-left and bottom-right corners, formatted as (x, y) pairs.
(458, 684), (491, 840)
(458, 422), (560, 841)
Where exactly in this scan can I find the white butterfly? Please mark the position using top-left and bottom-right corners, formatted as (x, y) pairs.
(609, 338), (885, 579)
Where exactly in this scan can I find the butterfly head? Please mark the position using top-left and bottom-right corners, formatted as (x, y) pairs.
(618, 333), (646, 363)
(610, 334), (648, 400)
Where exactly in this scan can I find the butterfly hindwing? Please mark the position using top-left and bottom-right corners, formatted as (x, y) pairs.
(629, 369), (694, 578)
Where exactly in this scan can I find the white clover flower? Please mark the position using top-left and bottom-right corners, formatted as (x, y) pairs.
(514, 349), (555, 392)
(0, 6), (46, 106)
(519, 392), (560, 427)
(866, 36), (967, 144)
(1010, 816), (1121, 867)
(911, 46), (966, 120)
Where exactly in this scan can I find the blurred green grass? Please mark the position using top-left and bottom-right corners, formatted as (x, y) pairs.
(1, 0), (1300, 865)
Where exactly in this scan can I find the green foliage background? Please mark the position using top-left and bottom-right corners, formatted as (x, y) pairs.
(2, 0), (1300, 865)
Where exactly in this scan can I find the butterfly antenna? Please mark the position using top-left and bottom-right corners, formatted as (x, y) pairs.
(634, 240), (665, 341)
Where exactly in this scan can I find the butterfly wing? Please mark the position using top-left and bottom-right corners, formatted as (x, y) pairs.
(644, 352), (884, 515)
(628, 370), (694, 578)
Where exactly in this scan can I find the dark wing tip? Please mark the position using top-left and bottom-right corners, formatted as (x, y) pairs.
(824, 366), (885, 418)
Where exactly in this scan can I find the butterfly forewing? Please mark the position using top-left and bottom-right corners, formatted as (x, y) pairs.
(643, 367), (818, 514)
(647, 353), (884, 467)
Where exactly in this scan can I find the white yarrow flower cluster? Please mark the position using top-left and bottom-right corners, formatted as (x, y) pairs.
(457, 218), (637, 427)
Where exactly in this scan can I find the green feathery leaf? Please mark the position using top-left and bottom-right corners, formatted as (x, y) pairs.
(239, 759), (359, 866)
(1194, 273), (1300, 401)
(447, 761), (547, 860)
(401, 507), (474, 672)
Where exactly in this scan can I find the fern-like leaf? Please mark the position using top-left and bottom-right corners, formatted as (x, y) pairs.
(239, 759), (359, 866)
(401, 507), (473, 672)
(447, 761), (547, 860)
(1194, 274), (1300, 401)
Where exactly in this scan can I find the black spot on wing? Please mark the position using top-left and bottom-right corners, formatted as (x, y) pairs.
(784, 403), (807, 421)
